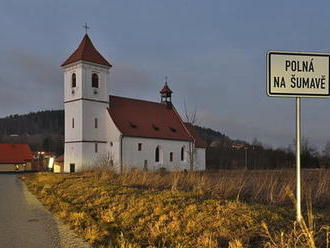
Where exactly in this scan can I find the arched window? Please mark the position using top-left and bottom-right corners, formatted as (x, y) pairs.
(92, 73), (99, 88)
(155, 146), (160, 162)
(181, 146), (185, 161)
(71, 73), (76, 88)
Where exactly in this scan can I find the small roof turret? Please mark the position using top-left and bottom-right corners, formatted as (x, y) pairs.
(160, 82), (173, 95)
(160, 77), (173, 106)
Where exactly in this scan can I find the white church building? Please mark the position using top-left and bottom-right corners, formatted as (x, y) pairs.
(61, 34), (206, 173)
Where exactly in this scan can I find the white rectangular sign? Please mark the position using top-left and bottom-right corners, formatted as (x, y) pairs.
(267, 51), (330, 97)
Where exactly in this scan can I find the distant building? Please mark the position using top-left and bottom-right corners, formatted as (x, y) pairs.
(61, 34), (207, 172)
(0, 144), (33, 172)
(54, 155), (64, 173)
(32, 151), (56, 171)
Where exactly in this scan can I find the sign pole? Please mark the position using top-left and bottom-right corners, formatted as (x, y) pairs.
(267, 51), (330, 223)
(296, 97), (302, 222)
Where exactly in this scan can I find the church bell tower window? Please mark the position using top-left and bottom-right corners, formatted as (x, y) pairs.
(71, 73), (76, 88)
(92, 73), (99, 88)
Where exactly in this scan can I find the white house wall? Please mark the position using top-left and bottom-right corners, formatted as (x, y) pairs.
(121, 137), (191, 171)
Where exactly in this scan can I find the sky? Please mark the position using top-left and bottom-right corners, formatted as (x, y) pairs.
(1, 0), (330, 150)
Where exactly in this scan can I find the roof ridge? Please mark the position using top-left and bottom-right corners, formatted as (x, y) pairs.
(110, 95), (163, 105)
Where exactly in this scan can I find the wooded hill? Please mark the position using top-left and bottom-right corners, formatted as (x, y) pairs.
(0, 110), (324, 169)
(0, 110), (64, 135)
(0, 110), (64, 154)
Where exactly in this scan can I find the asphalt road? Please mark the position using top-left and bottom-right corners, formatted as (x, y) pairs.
(0, 174), (90, 248)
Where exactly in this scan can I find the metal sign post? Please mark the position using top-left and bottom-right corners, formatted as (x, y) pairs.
(296, 97), (302, 222)
(267, 51), (330, 223)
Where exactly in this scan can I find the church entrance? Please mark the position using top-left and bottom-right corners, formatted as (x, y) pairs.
(70, 163), (75, 173)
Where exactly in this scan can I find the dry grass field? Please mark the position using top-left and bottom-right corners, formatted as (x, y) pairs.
(21, 169), (330, 248)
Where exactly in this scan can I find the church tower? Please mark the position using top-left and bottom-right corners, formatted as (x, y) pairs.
(61, 34), (112, 172)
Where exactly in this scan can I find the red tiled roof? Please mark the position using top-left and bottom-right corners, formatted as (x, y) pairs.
(61, 34), (112, 67)
(184, 123), (208, 148)
(108, 96), (193, 141)
(0, 144), (33, 164)
(160, 83), (173, 94)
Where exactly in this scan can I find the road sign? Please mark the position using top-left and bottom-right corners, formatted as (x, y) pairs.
(266, 50), (330, 223)
(267, 51), (330, 97)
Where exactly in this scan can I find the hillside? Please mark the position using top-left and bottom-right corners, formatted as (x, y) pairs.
(0, 110), (64, 154)
(0, 110), (64, 135)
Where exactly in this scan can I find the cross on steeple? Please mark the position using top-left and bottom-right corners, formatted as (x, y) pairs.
(83, 22), (90, 34)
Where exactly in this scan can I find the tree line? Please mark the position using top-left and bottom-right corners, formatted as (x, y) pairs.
(0, 110), (329, 169)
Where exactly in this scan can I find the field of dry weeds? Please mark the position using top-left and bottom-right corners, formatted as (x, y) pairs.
(21, 169), (330, 248)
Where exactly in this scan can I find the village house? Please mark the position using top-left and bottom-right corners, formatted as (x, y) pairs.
(61, 34), (206, 173)
(0, 144), (33, 172)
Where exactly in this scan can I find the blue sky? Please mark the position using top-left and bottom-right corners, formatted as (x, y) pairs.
(1, 0), (330, 150)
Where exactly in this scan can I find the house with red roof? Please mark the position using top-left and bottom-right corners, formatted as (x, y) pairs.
(61, 34), (206, 172)
(0, 144), (33, 172)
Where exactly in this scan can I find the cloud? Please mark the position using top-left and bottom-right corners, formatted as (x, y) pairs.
(0, 49), (63, 117)
(4, 50), (62, 86)
(110, 62), (156, 98)
(197, 110), (295, 149)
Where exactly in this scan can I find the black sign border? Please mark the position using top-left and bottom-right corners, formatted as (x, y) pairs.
(267, 51), (330, 97)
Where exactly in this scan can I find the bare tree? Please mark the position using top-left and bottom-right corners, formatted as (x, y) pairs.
(323, 140), (330, 158)
(183, 100), (198, 125)
(183, 100), (199, 171)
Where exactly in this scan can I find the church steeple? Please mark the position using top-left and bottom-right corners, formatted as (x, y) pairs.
(160, 77), (173, 105)
(61, 34), (112, 67)
(62, 33), (111, 172)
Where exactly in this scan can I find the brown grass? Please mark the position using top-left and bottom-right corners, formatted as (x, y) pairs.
(21, 169), (330, 248)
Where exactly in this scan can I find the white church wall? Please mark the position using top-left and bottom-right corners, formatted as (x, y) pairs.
(65, 101), (83, 142)
(105, 112), (122, 171)
(121, 137), (191, 171)
(64, 142), (109, 172)
(64, 142), (83, 172)
(81, 142), (108, 168)
(81, 62), (109, 102)
(64, 64), (83, 101)
(81, 101), (109, 141)
(193, 148), (206, 171)
(64, 62), (110, 102)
